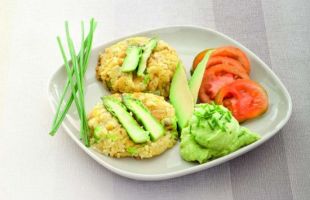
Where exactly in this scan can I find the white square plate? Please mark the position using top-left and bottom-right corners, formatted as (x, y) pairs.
(48, 26), (292, 181)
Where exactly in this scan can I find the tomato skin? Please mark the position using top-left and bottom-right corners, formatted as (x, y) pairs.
(215, 79), (268, 122)
(211, 46), (251, 74)
(192, 46), (251, 74)
(204, 63), (249, 79)
(198, 64), (250, 103)
(192, 49), (210, 72)
(207, 56), (244, 71)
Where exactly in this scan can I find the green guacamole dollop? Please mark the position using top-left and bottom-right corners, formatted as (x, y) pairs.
(180, 103), (260, 164)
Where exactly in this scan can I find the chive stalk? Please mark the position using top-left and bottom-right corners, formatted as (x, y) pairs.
(49, 19), (96, 147)
(50, 20), (96, 135)
(65, 22), (85, 143)
(51, 36), (90, 129)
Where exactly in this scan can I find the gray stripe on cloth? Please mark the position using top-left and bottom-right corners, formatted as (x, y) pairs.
(213, 0), (294, 200)
(262, 0), (310, 199)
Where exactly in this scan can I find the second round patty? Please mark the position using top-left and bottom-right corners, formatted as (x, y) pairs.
(96, 37), (179, 98)
(88, 93), (178, 159)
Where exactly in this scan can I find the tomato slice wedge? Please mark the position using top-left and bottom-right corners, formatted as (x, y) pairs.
(207, 56), (244, 70)
(192, 48), (210, 73)
(198, 64), (249, 103)
(215, 79), (268, 122)
(211, 46), (251, 74)
(192, 47), (251, 74)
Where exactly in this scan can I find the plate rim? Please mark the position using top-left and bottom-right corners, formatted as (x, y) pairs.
(47, 25), (292, 181)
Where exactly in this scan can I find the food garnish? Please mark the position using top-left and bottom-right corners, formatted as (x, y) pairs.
(180, 103), (260, 163)
(192, 47), (250, 74)
(206, 56), (245, 71)
(211, 46), (250, 73)
(121, 46), (143, 72)
(49, 19), (96, 146)
(189, 50), (214, 103)
(122, 94), (164, 141)
(120, 38), (158, 75)
(191, 48), (211, 73)
(102, 96), (150, 143)
(169, 62), (261, 163)
(215, 79), (268, 122)
(198, 63), (249, 102)
(169, 46), (264, 164)
(137, 38), (158, 76)
(192, 46), (268, 122)
(169, 62), (194, 128)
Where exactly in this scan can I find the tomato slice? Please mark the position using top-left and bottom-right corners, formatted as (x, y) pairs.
(211, 46), (251, 74)
(198, 64), (249, 103)
(207, 56), (244, 70)
(199, 73), (235, 103)
(192, 49), (210, 72)
(192, 47), (251, 74)
(215, 79), (268, 122)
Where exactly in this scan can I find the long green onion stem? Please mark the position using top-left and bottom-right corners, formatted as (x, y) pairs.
(49, 18), (96, 147)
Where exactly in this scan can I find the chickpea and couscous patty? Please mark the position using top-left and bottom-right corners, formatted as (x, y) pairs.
(96, 37), (179, 98)
(88, 93), (178, 159)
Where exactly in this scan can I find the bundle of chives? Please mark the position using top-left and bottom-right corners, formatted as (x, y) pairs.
(49, 18), (97, 147)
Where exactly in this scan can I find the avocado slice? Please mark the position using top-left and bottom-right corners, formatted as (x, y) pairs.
(121, 46), (143, 72)
(169, 62), (194, 129)
(122, 94), (164, 141)
(137, 38), (158, 76)
(102, 96), (149, 143)
(189, 49), (214, 103)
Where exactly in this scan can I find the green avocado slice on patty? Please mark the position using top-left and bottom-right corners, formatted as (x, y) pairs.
(122, 94), (164, 141)
(121, 46), (143, 72)
(102, 96), (149, 143)
(137, 38), (158, 76)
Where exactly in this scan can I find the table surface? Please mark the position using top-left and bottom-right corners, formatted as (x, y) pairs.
(1, 0), (309, 199)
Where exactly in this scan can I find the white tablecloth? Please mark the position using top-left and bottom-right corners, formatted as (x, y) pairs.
(1, 0), (309, 199)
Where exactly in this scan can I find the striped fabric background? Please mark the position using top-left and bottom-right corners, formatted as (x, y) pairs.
(0, 0), (309, 199)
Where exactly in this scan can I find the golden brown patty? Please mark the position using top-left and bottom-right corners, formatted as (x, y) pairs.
(88, 93), (178, 159)
(96, 37), (179, 97)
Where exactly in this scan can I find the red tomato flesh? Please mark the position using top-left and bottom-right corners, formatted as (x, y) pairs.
(207, 56), (244, 71)
(215, 79), (268, 122)
(199, 64), (249, 103)
(211, 46), (251, 74)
